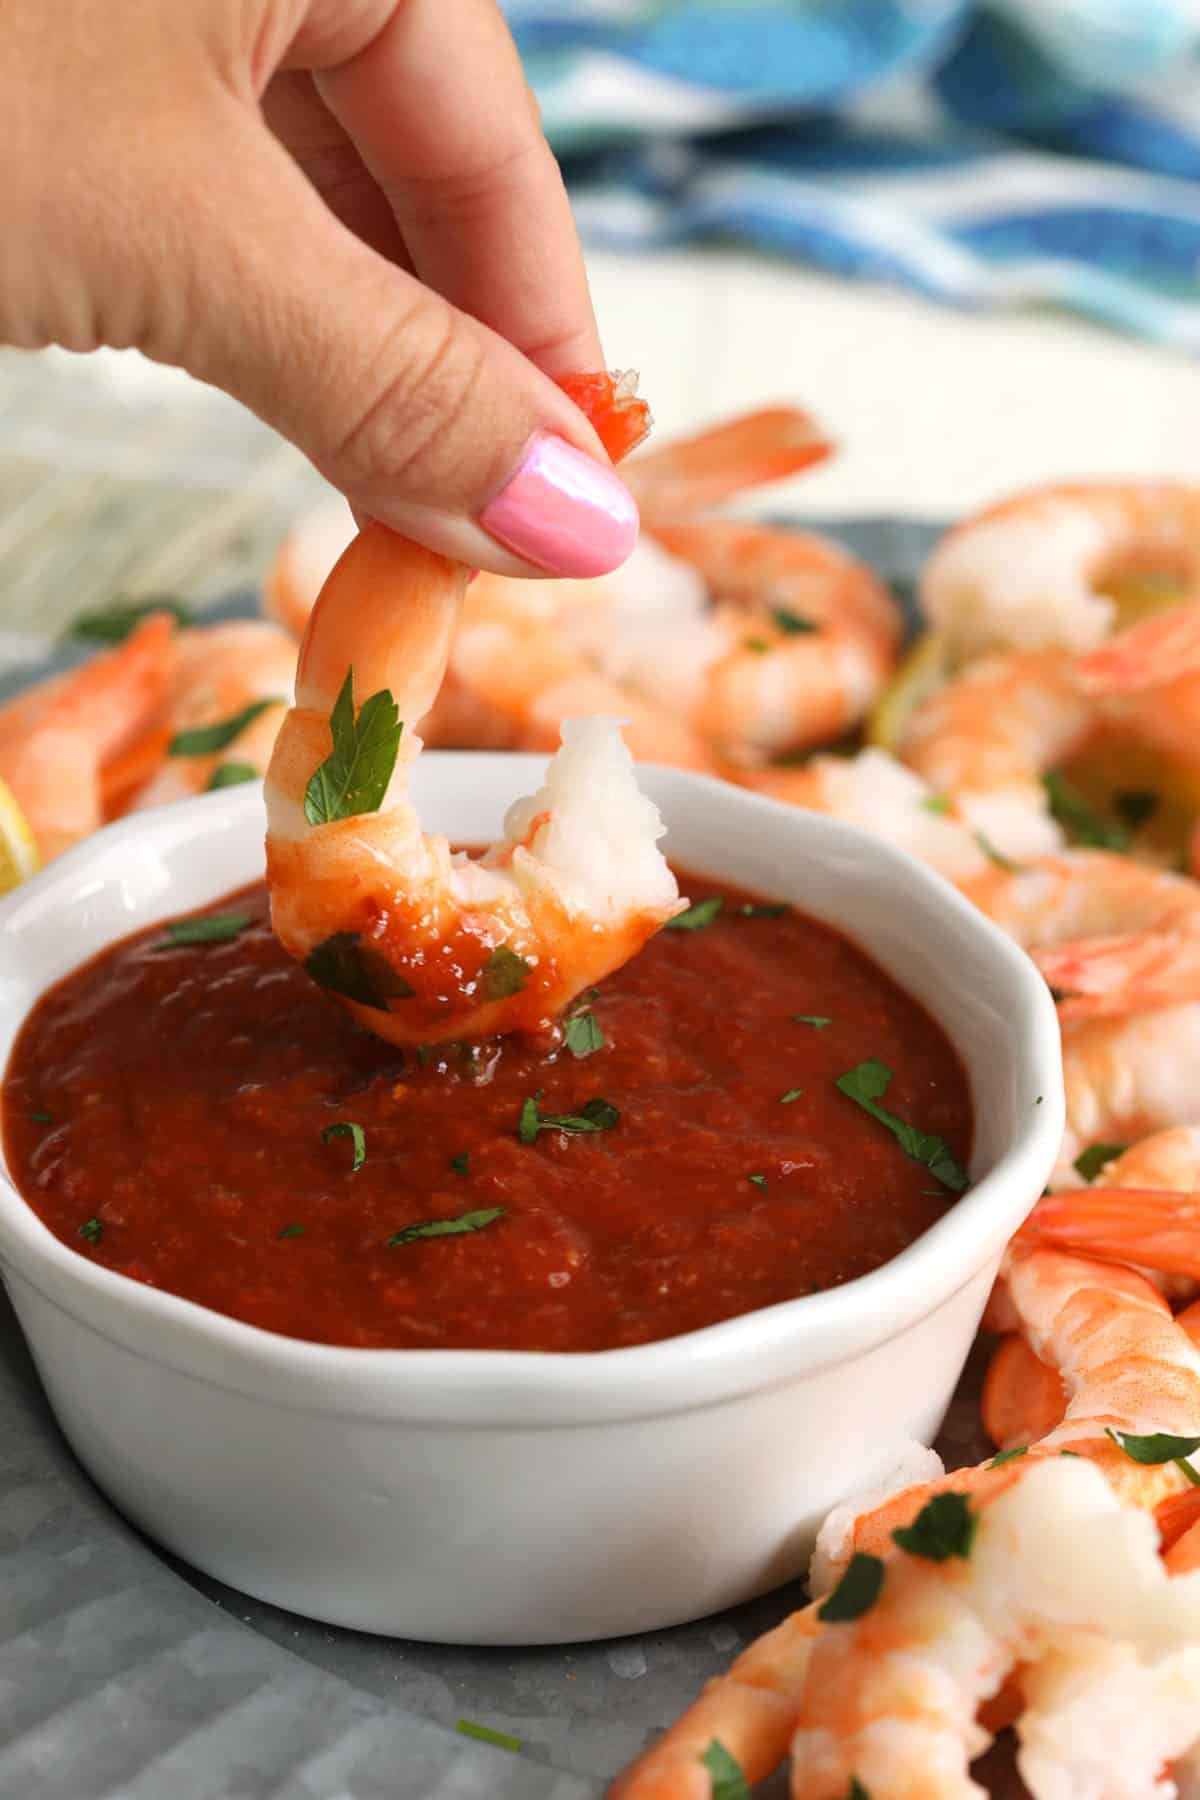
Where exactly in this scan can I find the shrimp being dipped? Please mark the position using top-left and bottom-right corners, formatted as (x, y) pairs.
(264, 526), (681, 1047)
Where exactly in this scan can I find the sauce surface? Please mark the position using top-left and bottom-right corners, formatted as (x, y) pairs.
(3, 876), (972, 1352)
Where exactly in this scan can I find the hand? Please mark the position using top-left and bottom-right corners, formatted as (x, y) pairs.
(3, 0), (638, 577)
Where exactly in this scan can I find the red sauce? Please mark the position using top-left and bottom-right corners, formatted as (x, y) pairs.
(3, 876), (972, 1353)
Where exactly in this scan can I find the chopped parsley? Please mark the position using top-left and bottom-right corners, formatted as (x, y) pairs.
(206, 760), (258, 791)
(481, 945), (530, 1000)
(892, 1492), (976, 1562)
(665, 896), (724, 932)
(387, 1207), (504, 1248)
(1073, 1142), (1127, 1183)
(973, 830), (1022, 872)
(71, 597), (192, 643)
(321, 1121), (366, 1172)
(989, 1446), (1028, 1468)
(743, 636), (770, 654)
(780, 1087), (804, 1105)
(748, 1172), (767, 1189)
(170, 698), (281, 757)
(455, 1719), (521, 1753)
(449, 1152), (470, 1175)
(305, 932), (414, 1008)
(848, 1782), (872, 1800)
(29, 1111), (52, 1124)
(835, 1059), (968, 1192)
(737, 901), (790, 919)
(818, 1551), (884, 1623)
(793, 1014), (832, 1029)
(699, 1739), (749, 1799)
(920, 792), (950, 816)
(277, 1222), (304, 1240)
(518, 1094), (620, 1143)
(564, 1009), (606, 1059)
(1107, 1428), (1200, 1486)
(1042, 770), (1130, 852)
(78, 1217), (103, 1245)
(770, 605), (817, 637)
(164, 912), (250, 946)
(303, 667), (402, 824)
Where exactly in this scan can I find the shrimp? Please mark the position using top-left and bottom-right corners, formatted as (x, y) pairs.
(264, 405), (832, 642)
(1060, 1005), (1200, 1180)
(0, 614), (175, 860)
(263, 525), (681, 1047)
(921, 481), (1200, 661)
(124, 620), (297, 809)
(731, 747), (988, 883)
(791, 1457), (1200, 1800)
(960, 850), (1200, 1022)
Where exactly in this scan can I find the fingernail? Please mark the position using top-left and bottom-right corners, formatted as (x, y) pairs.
(479, 434), (639, 577)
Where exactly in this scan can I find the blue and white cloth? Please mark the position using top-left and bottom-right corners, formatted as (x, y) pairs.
(506, 2), (1200, 350)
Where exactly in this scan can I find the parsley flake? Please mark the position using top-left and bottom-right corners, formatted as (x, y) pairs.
(780, 1087), (803, 1105)
(455, 1719), (521, 1753)
(387, 1207), (504, 1248)
(665, 896), (724, 932)
(794, 1014), (832, 1029)
(78, 1217), (103, 1245)
(519, 1094), (620, 1143)
(321, 1121), (366, 1172)
(1107, 1428), (1200, 1467)
(71, 597), (192, 643)
(892, 1492), (976, 1562)
(989, 1446), (1028, 1468)
(170, 698), (281, 758)
(748, 1172), (767, 1189)
(449, 1152), (470, 1175)
(1042, 770), (1129, 852)
(737, 901), (790, 919)
(699, 1739), (749, 1800)
(303, 668), (402, 825)
(278, 1222), (304, 1240)
(835, 1059), (968, 1191)
(848, 1782), (872, 1800)
(305, 932), (414, 1008)
(206, 760), (258, 791)
(164, 912), (250, 946)
(743, 636), (770, 654)
(564, 1009), (606, 1059)
(1073, 1142), (1127, 1183)
(973, 830), (1022, 872)
(920, 792), (950, 816)
(29, 1111), (52, 1124)
(481, 945), (530, 1000)
(770, 605), (817, 636)
(818, 1551), (884, 1623)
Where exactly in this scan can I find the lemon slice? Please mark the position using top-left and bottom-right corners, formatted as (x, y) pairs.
(866, 631), (955, 754)
(0, 778), (40, 894)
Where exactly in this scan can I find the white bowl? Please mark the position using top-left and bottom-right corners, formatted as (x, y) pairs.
(0, 760), (1063, 1644)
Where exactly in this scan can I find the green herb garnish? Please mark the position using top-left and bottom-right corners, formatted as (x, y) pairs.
(835, 1059), (968, 1192)
(278, 1222), (304, 1240)
(748, 1172), (767, 1189)
(29, 1111), (52, 1124)
(818, 1551), (884, 1623)
(921, 792), (951, 816)
(1073, 1141), (1128, 1183)
(564, 1009), (606, 1059)
(743, 636), (770, 654)
(666, 897), (724, 932)
(387, 1207), (504, 1248)
(892, 1491), (976, 1562)
(304, 932), (414, 1008)
(780, 1087), (804, 1105)
(848, 1781), (872, 1800)
(78, 1217), (103, 1245)
(455, 1719), (521, 1753)
(303, 667), (402, 825)
(518, 1094), (620, 1143)
(449, 1152), (470, 1176)
(973, 830), (1022, 872)
(1107, 1428), (1200, 1469)
(321, 1121), (366, 1172)
(481, 945), (530, 1000)
(989, 1446), (1028, 1468)
(1042, 770), (1129, 852)
(164, 912), (250, 946)
(170, 698), (280, 758)
(793, 1014), (832, 1029)
(699, 1739), (749, 1800)
(71, 597), (192, 643)
(206, 761), (258, 791)
(770, 606), (817, 636)
(737, 901), (790, 919)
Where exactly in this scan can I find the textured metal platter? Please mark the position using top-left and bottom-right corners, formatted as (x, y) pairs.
(0, 518), (998, 1800)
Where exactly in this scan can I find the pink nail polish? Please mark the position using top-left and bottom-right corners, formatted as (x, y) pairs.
(479, 434), (639, 577)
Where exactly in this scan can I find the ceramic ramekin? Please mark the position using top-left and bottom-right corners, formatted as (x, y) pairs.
(0, 760), (1063, 1644)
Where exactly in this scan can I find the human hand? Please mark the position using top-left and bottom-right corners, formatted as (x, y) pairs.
(4, 0), (638, 577)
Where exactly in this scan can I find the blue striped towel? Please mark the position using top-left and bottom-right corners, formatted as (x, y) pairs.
(506, 2), (1200, 350)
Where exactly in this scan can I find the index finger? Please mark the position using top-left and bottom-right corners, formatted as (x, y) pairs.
(311, 0), (603, 380)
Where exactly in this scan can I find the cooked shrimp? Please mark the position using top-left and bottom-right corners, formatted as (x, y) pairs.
(960, 850), (1200, 1022)
(732, 748), (988, 883)
(0, 614), (175, 859)
(921, 481), (1200, 660)
(125, 620), (296, 808)
(264, 525), (681, 1046)
(1060, 1005), (1200, 1179)
(792, 1457), (1200, 1800)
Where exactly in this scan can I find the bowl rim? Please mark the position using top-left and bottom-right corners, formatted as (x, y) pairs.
(0, 764), (1064, 1426)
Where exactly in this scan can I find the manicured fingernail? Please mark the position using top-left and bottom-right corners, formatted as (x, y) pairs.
(479, 434), (639, 577)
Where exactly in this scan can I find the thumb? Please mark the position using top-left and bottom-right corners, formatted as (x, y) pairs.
(164, 114), (638, 579)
